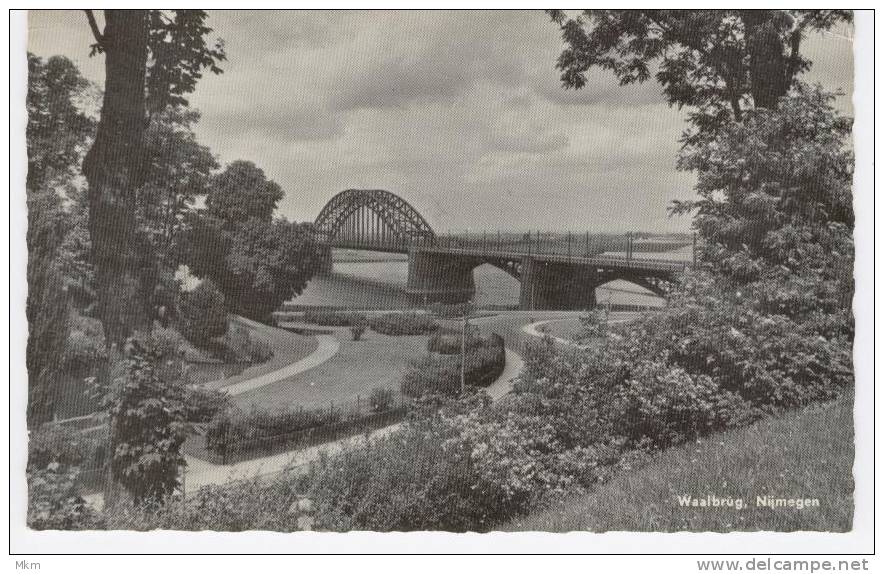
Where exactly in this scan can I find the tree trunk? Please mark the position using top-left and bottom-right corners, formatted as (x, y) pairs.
(741, 11), (790, 110)
(81, 10), (151, 349)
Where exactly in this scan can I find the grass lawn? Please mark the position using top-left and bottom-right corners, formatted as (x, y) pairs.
(199, 317), (318, 390)
(232, 331), (428, 411)
(504, 395), (854, 532)
(536, 318), (585, 341)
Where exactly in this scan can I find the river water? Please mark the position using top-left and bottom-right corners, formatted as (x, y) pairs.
(288, 253), (663, 310)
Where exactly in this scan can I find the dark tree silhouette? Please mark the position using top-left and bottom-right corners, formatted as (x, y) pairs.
(81, 9), (224, 348)
(548, 10), (851, 140)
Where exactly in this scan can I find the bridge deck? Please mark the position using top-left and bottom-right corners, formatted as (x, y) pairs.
(415, 245), (690, 272)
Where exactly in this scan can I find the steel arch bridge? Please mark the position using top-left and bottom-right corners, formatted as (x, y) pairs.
(314, 189), (435, 252)
(312, 188), (692, 310)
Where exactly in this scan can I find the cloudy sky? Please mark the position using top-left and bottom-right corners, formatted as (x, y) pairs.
(27, 10), (854, 233)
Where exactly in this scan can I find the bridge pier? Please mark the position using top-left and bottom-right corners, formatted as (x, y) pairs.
(406, 249), (475, 306)
(519, 257), (599, 311)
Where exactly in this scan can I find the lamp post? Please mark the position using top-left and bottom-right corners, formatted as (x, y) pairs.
(460, 299), (473, 395)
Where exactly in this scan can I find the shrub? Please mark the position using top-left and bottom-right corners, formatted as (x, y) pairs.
(178, 280), (228, 348)
(349, 313), (368, 341)
(369, 312), (438, 336)
(63, 314), (107, 376)
(303, 309), (356, 326)
(28, 425), (106, 472)
(204, 406), (342, 456)
(402, 334), (506, 398)
(98, 334), (190, 505)
(369, 387), (395, 412)
(611, 357), (756, 450)
(427, 325), (481, 354)
(219, 325), (273, 363)
(306, 420), (506, 532)
(27, 465), (104, 530)
(184, 386), (232, 423)
(106, 475), (305, 531)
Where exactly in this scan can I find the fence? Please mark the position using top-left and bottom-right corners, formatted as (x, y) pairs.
(423, 231), (696, 262)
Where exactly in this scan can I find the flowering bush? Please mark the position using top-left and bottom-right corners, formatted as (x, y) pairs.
(27, 465), (104, 530)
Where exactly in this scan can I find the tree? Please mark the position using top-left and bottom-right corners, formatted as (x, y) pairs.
(205, 160), (284, 228)
(186, 161), (317, 322)
(190, 217), (319, 322)
(177, 279), (228, 347)
(548, 10), (851, 142)
(674, 86), (854, 321)
(81, 9), (224, 348)
(101, 337), (189, 505)
(80, 10), (224, 504)
(137, 106), (218, 269)
(26, 54), (95, 425)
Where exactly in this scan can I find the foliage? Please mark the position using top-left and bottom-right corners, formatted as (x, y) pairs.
(98, 336), (189, 504)
(26, 53), (96, 425)
(303, 309), (359, 326)
(548, 10), (851, 143)
(25, 195), (70, 424)
(350, 314), (368, 341)
(177, 279), (228, 347)
(81, 10), (224, 346)
(577, 307), (610, 340)
(26, 53), (95, 193)
(28, 425), (107, 472)
(306, 400), (602, 532)
(402, 334), (506, 398)
(105, 476), (304, 531)
(183, 386), (231, 423)
(137, 106), (218, 268)
(63, 313), (107, 376)
(427, 325), (482, 354)
(306, 419), (492, 532)
(427, 302), (476, 318)
(218, 324), (273, 363)
(204, 406), (343, 456)
(27, 465), (104, 530)
(205, 160), (284, 228)
(369, 312), (439, 336)
(673, 86), (853, 291)
(187, 214), (319, 322)
(369, 387), (395, 412)
(506, 396), (854, 532)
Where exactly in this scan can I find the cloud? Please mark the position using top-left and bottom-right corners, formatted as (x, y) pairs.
(27, 10), (855, 234)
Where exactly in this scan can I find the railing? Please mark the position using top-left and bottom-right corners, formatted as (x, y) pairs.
(323, 231), (698, 268)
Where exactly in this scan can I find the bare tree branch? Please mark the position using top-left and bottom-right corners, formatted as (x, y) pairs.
(84, 10), (104, 46)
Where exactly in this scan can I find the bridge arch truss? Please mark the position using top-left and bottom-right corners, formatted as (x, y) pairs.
(314, 189), (435, 251)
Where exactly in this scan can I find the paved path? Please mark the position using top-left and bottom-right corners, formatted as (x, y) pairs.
(217, 334), (340, 396)
(521, 315), (634, 346)
(485, 348), (524, 401)
(178, 346), (525, 493)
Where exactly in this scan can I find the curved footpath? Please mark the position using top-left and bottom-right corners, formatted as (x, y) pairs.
(217, 334), (339, 396)
(180, 344), (525, 493)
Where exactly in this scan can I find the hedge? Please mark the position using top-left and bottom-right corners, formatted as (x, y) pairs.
(369, 312), (438, 336)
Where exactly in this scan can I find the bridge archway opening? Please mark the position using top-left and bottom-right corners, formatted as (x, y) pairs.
(471, 262), (520, 308)
(595, 279), (664, 309)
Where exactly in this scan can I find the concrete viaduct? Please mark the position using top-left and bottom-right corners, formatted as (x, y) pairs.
(313, 189), (692, 310)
